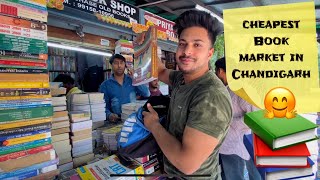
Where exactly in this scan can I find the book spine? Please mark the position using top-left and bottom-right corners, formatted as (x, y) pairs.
(0, 122), (51, 136)
(0, 158), (58, 179)
(0, 128), (49, 141)
(0, 144), (53, 162)
(0, 118), (52, 130)
(0, 106), (53, 123)
(0, 73), (49, 82)
(0, 88), (50, 97)
(0, 132), (51, 147)
(0, 50), (47, 60)
(0, 34), (47, 54)
(0, 104), (51, 111)
(0, 22), (47, 41)
(244, 114), (275, 149)
(0, 138), (51, 155)
(0, 59), (46, 68)
(5, 0), (47, 11)
(0, 67), (48, 73)
(3, 169), (39, 180)
(0, 95), (51, 100)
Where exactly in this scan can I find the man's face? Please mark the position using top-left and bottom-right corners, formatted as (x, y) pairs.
(215, 68), (227, 85)
(112, 58), (125, 76)
(176, 27), (214, 74)
(150, 79), (159, 88)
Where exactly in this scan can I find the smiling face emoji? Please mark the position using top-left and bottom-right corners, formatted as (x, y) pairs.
(264, 87), (296, 118)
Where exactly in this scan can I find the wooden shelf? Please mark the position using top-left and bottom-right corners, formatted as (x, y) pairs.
(49, 70), (76, 73)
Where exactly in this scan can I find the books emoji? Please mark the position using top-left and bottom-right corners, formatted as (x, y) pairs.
(253, 134), (310, 167)
(244, 134), (314, 180)
(244, 110), (317, 150)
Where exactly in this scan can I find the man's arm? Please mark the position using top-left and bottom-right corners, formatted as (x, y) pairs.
(158, 58), (172, 85)
(149, 121), (218, 174)
(143, 89), (232, 175)
(99, 83), (112, 119)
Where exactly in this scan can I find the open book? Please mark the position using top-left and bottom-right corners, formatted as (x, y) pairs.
(132, 26), (158, 86)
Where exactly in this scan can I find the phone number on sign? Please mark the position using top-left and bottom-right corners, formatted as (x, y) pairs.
(77, 3), (114, 17)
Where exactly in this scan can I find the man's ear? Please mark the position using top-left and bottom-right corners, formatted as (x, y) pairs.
(208, 47), (214, 59)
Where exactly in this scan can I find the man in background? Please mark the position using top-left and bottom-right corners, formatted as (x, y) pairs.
(215, 57), (261, 180)
(53, 74), (82, 110)
(149, 79), (162, 96)
(99, 54), (150, 123)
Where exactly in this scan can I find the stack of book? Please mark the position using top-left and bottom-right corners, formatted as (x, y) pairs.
(102, 125), (122, 151)
(69, 111), (94, 168)
(0, 0), (59, 179)
(50, 83), (72, 173)
(70, 93), (106, 129)
(244, 110), (318, 180)
(121, 100), (147, 121)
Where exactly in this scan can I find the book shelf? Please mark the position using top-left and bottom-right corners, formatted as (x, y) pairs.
(48, 47), (77, 82)
(103, 56), (112, 80)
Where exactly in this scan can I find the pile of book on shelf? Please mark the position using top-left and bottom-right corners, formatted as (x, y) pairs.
(101, 125), (123, 151)
(70, 93), (106, 129)
(0, 0), (60, 179)
(69, 111), (94, 168)
(244, 110), (318, 180)
(50, 82), (72, 173)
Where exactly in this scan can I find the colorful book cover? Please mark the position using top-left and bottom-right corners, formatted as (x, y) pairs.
(0, 50), (47, 60)
(253, 134), (310, 167)
(0, 122), (51, 136)
(0, 88), (50, 97)
(132, 26), (158, 86)
(0, 144), (53, 162)
(244, 110), (318, 150)
(76, 154), (144, 180)
(0, 138), (51, 155)
(244, 134), (314, 180)
(0, 118), (52, 130)
(0, 106), (53, 123)
(0, 128), (50, 141)
(0, 132), (51, 147)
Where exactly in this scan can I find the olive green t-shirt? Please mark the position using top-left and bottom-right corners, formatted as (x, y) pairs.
(164, 70), (232, 180)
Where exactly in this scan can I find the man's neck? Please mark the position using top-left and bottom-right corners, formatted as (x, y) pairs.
(114, 74), (125, 85)
(183, 68), (209, 84)
(149, 87), (159, 91)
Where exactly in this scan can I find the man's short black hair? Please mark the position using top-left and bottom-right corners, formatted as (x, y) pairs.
(109, 54), (126, 64)
(215, 57), (226, 71)
(174, 10), (222, 46)
(53, 74), (75, 85)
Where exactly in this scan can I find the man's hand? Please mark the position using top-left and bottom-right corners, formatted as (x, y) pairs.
(109, 113), (120, 122)
(142, 103), (160, 132)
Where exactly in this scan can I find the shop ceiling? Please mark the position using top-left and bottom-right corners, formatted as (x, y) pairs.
(122, 0), (320, 24)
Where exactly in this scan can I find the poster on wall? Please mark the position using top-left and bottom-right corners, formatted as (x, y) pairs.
(144, 11), (178, 42)
(47, 0), (139, 28)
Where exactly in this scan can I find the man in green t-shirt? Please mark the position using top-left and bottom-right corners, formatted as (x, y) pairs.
(142, 10), (233, 179)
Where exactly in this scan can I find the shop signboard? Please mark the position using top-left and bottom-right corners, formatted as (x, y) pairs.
(47, 0), (139, 28)
(144, 11), (178, 42)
